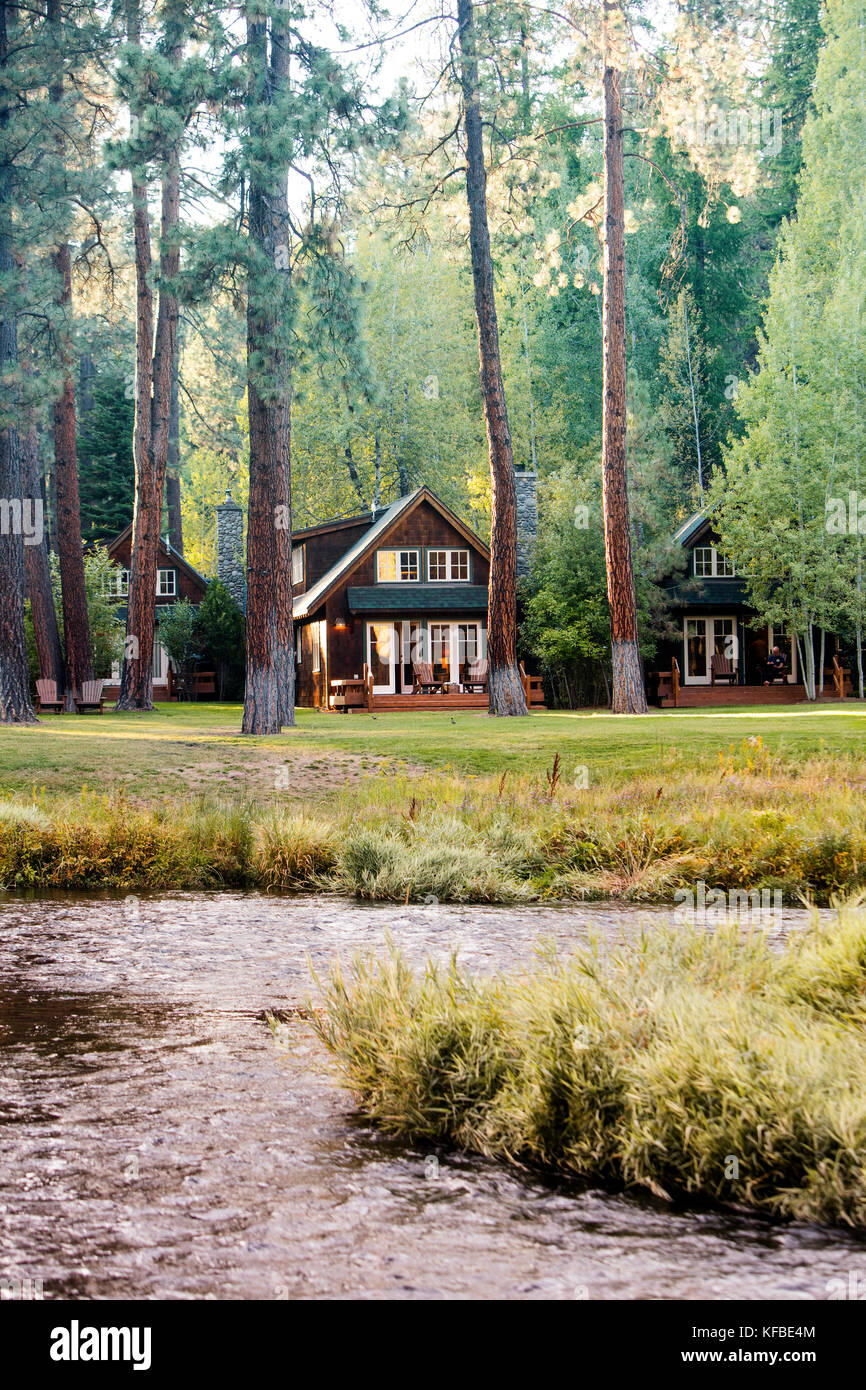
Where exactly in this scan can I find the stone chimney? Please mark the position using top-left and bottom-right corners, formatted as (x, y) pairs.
(514, 469), (538, 579)
(216, 491), (246, 612)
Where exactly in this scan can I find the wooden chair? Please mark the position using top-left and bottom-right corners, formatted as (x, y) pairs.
(412, 661), (445, 695)
(75, 679), (105, 714)
(519, 662), (545, 707)
(463, 657), (488, 692)
(831, 655), (851, 699)
(650, 658), (680, 708)
(710, 651), (737, 685)
(36, 679), (64, 714)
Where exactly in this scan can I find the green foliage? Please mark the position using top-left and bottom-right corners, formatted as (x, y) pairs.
(157, 599), (200, 672)
(196, 579), (245, 699)
(77, 360), (135, 545)
(27, 546), (125, 681)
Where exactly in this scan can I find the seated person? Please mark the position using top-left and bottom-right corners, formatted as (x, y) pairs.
(764, 646), (787, 684)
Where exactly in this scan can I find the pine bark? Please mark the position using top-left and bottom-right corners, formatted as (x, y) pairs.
(0, 0), (36, 722)
(21, 414), (64, 687)
(601, 31), (647, 715)
(166, 334), (183, 553)
(456, 0), (527, 717)
(52, 243), (93, 707)
(116, 0), (180, 711)
(48, 0), (92, 709)
(241, 9), (295, 735)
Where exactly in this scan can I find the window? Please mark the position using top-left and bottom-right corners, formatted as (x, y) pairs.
(292, 545), (305, 586)
(427, 549), (470, 582)
(693, 547), (734, 578)
(377, 549), (419, 582)
(157, 568), (176, 596)
(152, 642), (166, 681)
(296, 628), (302, 665)
(311, 621), (323, 673)
(106, 567), (129, 597)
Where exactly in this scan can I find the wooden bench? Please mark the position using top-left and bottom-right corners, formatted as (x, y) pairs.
(36, 679), (64, 714)
(75, 679), (105, 714)
(330, 677), (367, 712)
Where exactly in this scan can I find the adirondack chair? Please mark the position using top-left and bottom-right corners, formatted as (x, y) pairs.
(649, 657), (680, 707)
(710, 651), (737, 685)
(519, 662), (545, 707)
(463, 657), (488, 692)
(831, 655), (851, 698)
(75, 679), (105, 714)
(35, 679), (64, 714)
(412, 661), (445, 695)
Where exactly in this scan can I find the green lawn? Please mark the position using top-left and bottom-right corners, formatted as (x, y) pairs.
(2, 701), (865, 803)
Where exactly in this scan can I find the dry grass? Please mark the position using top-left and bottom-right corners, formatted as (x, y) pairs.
(312, 903), (866, 1228)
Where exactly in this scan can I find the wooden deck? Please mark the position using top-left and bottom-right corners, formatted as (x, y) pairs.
(660, 683), (849, 708)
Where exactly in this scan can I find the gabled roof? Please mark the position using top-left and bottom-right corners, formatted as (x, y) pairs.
(672, 509), (710, 547)
(106, 523), (210, 590)
(293, 487), (490, 621)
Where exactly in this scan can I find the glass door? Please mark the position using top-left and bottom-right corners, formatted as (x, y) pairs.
(684, 618), (709, 684)
(367, 622), (397, 694)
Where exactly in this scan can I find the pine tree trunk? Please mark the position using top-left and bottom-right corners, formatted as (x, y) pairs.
(52, 243), (93, 708)
(601, 28), (647, 715)
(456, 0), (527, 717)
(116, 0), (179, 712)
(166, 333), (183, 553)
(241, 9), (295, 735)
(0, 0), (36, 722)
(21, 413), (64, 687)
(48, 0), (92, 710)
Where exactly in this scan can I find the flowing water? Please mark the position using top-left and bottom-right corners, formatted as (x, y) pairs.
(1, 892), (863, 1300)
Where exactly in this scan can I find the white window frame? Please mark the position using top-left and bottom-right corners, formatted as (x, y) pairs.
(683, 615), (739, 685)
(292, 545), (304, 586)
(157, 568), (176, 597)
(693, 546), (735, 578)
(107, 567), (129, 598)
(377, 549), (420, 583)
(296, 627), (302, 665)
(311, 622), (322, 673)
(427, 548), (470, 582)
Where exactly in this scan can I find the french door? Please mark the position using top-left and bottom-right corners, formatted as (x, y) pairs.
(367, 621), (484, 692)
(684, 616), (738, 685)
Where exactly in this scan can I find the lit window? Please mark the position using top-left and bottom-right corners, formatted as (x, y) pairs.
(292, 546), (304, 585)
(311, 622), (323, 673)
(377, 549), (419, 582)
(157, 569), (176, 596)
(427, 549), (469, 581)
(296, 628), (302, 665)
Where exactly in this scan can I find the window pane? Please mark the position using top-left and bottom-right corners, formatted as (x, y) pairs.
(292, 546), (304, 585)
(428, 550), (447, 580)
(399, 551), (418, 581)
(451, 550), (469, 580)
(377, 551), (397, 581)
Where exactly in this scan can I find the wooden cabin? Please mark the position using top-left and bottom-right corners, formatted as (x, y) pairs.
(291, 487), (500, 710)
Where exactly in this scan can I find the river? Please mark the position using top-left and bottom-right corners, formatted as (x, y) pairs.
(1, 892), (863, 1300)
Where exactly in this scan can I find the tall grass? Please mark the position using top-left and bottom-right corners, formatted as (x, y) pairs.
(312, 906), (866, 1228)
(2, 741), (866, 898)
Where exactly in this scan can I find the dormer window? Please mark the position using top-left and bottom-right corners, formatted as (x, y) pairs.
(106, 567), (130, 597)
(292, 545), (305, 586)
(157, 568), (176, 596)
(693, 546), (734, 578)
(377, 549), (419, 582)
(428, 549), (469, 582)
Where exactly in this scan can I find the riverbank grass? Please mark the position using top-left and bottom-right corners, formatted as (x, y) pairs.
(312, 905), (866, 1228)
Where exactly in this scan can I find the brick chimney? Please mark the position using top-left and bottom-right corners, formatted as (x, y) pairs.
(215, 492), (246, 612)
(514, 469), (538, 579)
